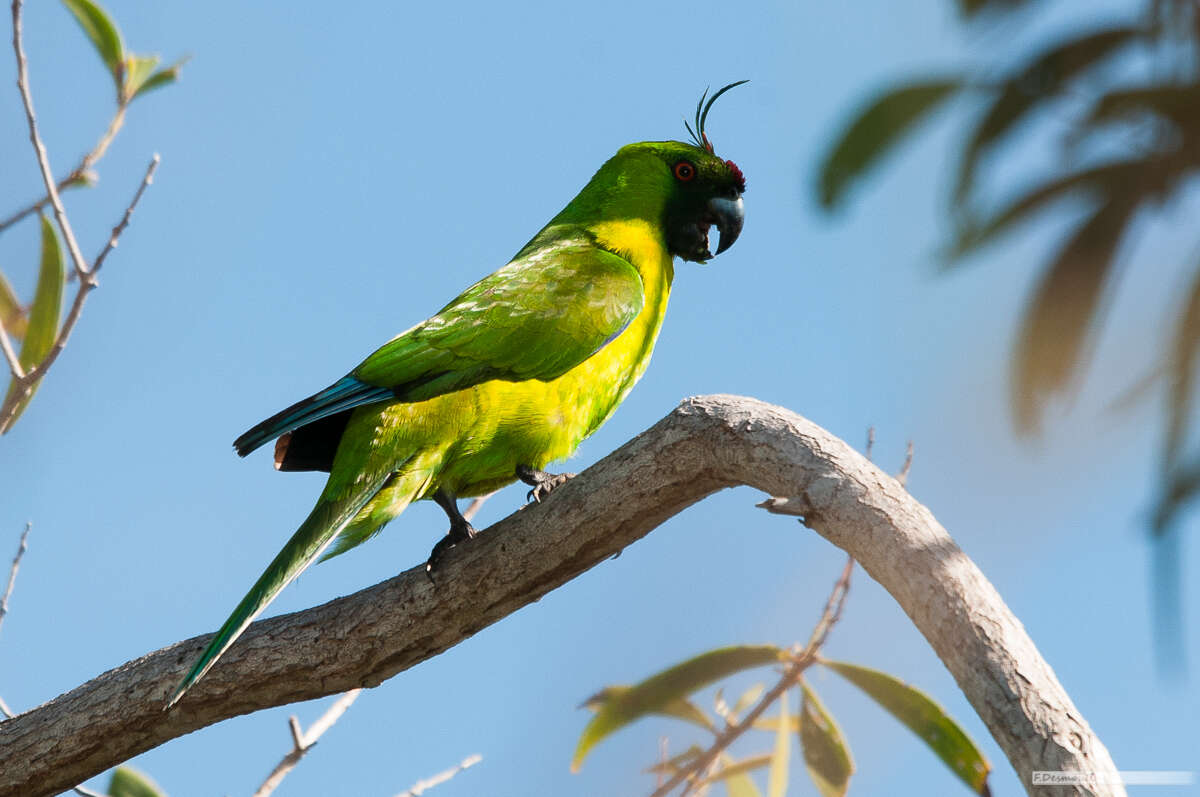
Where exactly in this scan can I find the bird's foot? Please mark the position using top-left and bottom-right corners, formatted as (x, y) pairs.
(425, 516), (477, 582)
(516, 465), (576, 503)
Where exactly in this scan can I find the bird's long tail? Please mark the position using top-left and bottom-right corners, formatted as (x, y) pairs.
(165, 471), (393, 708)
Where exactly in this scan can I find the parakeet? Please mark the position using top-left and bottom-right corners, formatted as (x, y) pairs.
(167, 83), (747, 708)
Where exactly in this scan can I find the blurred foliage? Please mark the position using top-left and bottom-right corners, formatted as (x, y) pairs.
(577, 645), (989, 795)
(0, 0), (182, 433)
(817, 0), (1200, 538)
(106, 765), (168, 797)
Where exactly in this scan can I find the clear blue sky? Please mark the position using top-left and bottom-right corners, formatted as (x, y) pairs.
(1, 0), (1196, 795)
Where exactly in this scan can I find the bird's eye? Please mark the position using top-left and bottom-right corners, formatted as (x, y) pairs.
(673, 161), (696, 182)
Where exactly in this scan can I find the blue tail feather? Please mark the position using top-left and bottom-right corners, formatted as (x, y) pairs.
(233, 376), (394, 456)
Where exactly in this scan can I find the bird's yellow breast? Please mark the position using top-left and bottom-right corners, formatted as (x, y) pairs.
(435, 219), (674, 496)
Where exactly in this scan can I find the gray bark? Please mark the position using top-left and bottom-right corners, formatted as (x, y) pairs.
(0, 395), (1122, 797)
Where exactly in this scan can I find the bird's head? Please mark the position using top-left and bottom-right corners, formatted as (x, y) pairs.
(558, 82), (747, 263)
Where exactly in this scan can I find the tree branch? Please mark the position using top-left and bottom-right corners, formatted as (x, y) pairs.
(0, 396), (1123, 797)
(11, 0), (91, 281)
(0, 156), (159, 434)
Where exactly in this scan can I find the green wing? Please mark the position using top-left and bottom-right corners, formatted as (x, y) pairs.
(353, 241), (644, 396)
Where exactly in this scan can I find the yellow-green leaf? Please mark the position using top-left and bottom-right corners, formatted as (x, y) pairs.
(3, 216), (63, 429)
(121, 53), (159, 103)
(768, 692), (791, 797)
(0, 270), (26, 341)
(824, 660), (991, 794)
(572, 645), (787, 771)
(107, 765), (168, 797)
(733, 683), (765, 716)
(582, 685), (715, 733)
(132, 56), (188, 101)
(643, 745), (704, 776)
(60, 0), (124, 87)
(818, 79), (961, 209)
(799, 683), (853, 797)
(717, 752), (766, 797)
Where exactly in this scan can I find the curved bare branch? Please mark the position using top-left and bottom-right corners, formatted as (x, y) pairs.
(0, 396), (1122, 797)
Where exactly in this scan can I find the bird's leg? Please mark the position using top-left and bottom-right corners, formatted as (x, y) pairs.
(516, 464), (576, 504)
(425, 489), (477, 579)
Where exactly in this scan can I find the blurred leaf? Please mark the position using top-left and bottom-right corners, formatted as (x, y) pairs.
(716, 752), (766, 797)
(753, 713), (802, 734)
(107, 765), (167, 797)
(691, 753), (771, 786)
(582, 685), (715, 733)
(956, 0), (1035, 17)
(824, 660), (992, 794)
(767, 692), (791, 797)
(953, 26), (1141, 207)
(733, 683), (765, 716)
(60, 0), (124, 87)
(0, 270), (27, 341)
(573, 645), (786, 771)
(132, 56), (189, 100)
(798, 683), (853, 797)
(120, 53), (159, 103)
(644, 745), (704, 775)
(1164, 264), (1200, 471)
(948, 160), (1142, 258)
(3, 216), (64, 428)
(818, 79), (962, 209)
(1087, 84), (1200, 132)
(1012, 194), (1139, 434)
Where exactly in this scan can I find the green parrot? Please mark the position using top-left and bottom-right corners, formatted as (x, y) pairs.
(166, 83), (747, 708)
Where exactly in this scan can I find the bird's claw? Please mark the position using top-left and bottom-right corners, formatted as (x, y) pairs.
(424, 519), (477, 582)
(517, 466), (576, 504)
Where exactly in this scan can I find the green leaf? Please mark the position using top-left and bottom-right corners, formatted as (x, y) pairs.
(107, 765), (168, 797)
(824, 660), (991, 794)
(817, 79), (962, 209)
(717, 752), (766, 797)
(798, 683), (853, 797)
(582, 685), (715, 733)
(953, 26), (1141, 207)
(60, 0), (125, 88)
(0, 270), (27, 341)
(132, 56), (189, 100)
(121, 53), (159, 103)
(1012, 194), (1140, 434)
(572, 645), (787, 771)
(3, 216), (64, 429)
(767, 692), (791, 797)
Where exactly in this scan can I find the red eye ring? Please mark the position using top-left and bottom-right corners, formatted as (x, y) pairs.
(674, 161), (696, 181)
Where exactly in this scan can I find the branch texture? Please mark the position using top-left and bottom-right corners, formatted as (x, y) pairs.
(0, 396), (1121, 796)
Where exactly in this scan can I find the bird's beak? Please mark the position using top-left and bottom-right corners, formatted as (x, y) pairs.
(709, 195), (744, 255)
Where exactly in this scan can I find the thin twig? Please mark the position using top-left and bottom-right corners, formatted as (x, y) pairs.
(462, 492), (493, 523)
(72, 787), (104, 797)
(897, 440), (914, 487)
(0, 157), (159, 434)
(92, 155), (158, 274)
(0, 523), (30, 639)
(11, 0), (90, 280)
(252, 688), (363, 797)
(656, 557), (854, 797)
(396, 754), (483, 797)
(0, 170), (91, 237)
